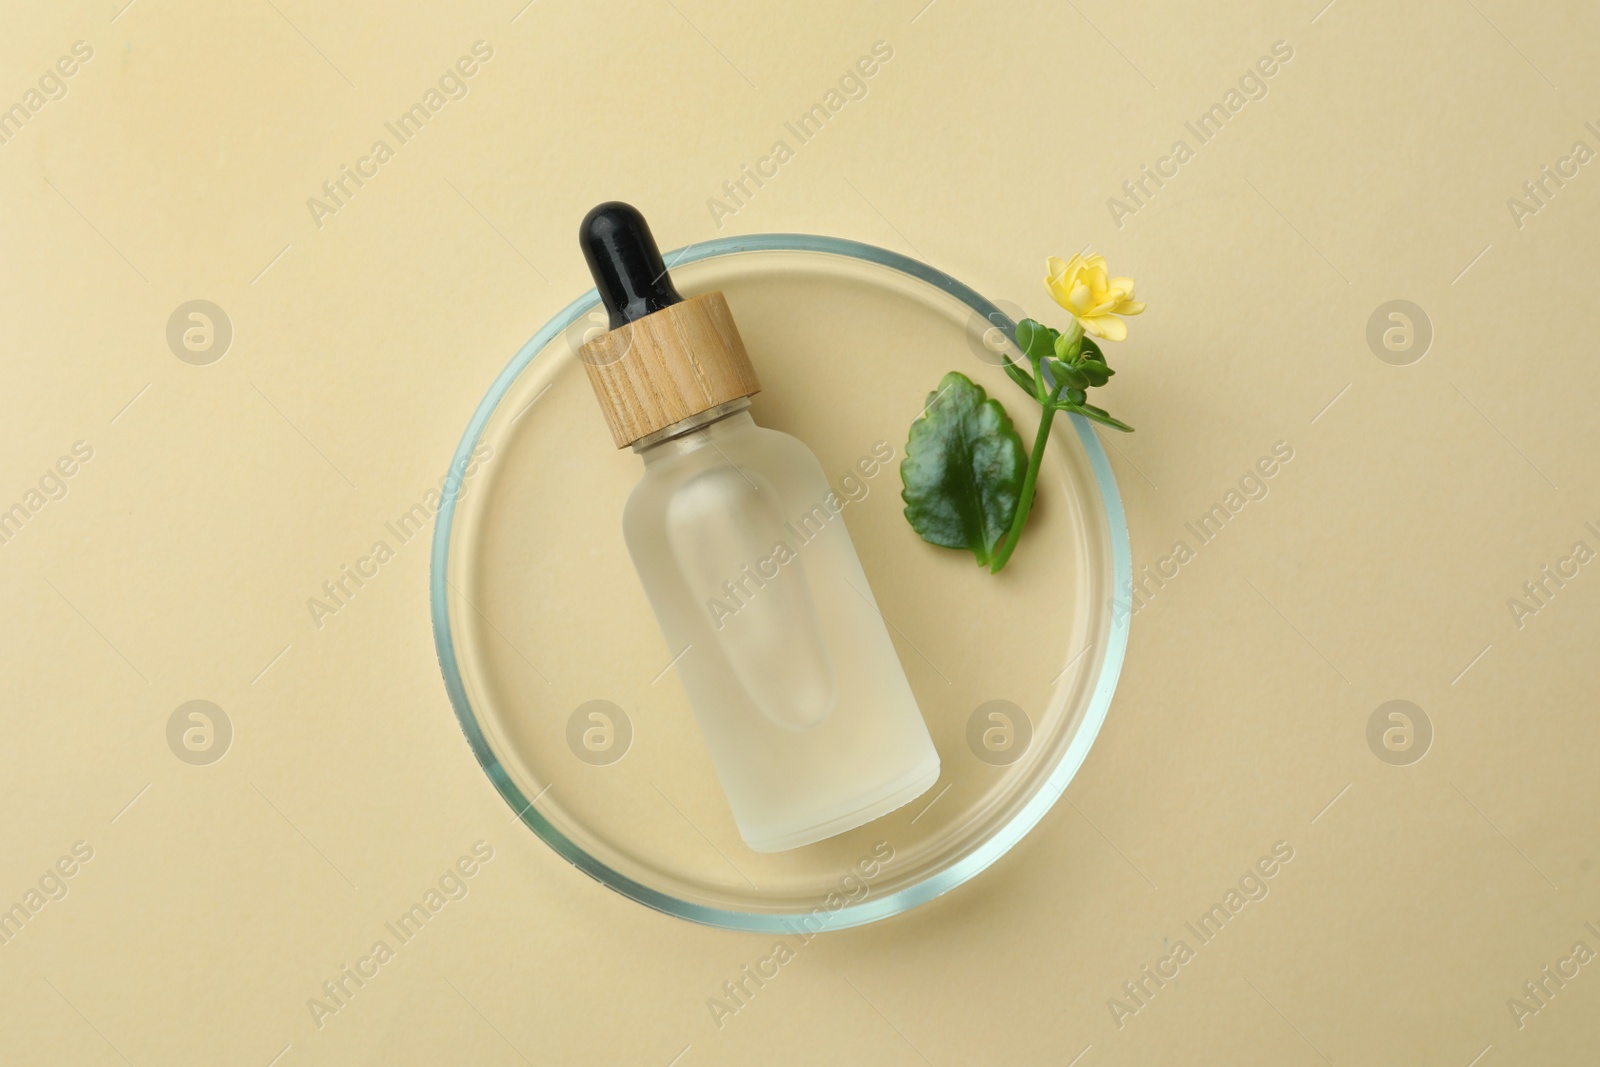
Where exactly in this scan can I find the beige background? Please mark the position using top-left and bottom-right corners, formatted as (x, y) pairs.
(3, 0), (1598, 1063)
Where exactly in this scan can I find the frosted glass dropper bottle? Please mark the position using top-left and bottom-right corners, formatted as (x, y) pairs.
(577, 202), (940, 853)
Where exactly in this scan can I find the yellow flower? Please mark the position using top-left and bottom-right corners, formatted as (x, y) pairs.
(1044, 253), (1145, 342)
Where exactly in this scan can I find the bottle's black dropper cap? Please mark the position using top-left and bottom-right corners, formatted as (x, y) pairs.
(579, 202), (684, 330)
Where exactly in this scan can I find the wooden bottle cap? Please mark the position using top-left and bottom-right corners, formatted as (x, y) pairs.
(579, 290), (762, 448)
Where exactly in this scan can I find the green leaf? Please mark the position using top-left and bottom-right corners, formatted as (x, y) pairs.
(1014, 318), (1057, 364)
(1074, 402), (1135, 432)
(1078, 359), (1112, 387)
(1046, 359), (1089, 392)
(1080, 335), (1105, 362)
(1000, 354), (1037, 397)
(901, 372), (1027, 567)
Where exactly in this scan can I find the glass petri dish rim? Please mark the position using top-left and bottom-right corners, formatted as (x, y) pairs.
(429, 233), (1132, 932)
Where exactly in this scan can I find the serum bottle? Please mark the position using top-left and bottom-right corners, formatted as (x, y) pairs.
(577, 202), (940, 852)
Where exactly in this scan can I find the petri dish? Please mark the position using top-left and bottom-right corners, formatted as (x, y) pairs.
(430, 234), (1130, 931)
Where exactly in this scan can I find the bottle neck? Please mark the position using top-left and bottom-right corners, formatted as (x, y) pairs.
(634, 399), (753, 463)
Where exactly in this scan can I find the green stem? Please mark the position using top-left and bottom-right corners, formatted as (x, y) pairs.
(989, 403), (1056, 573)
